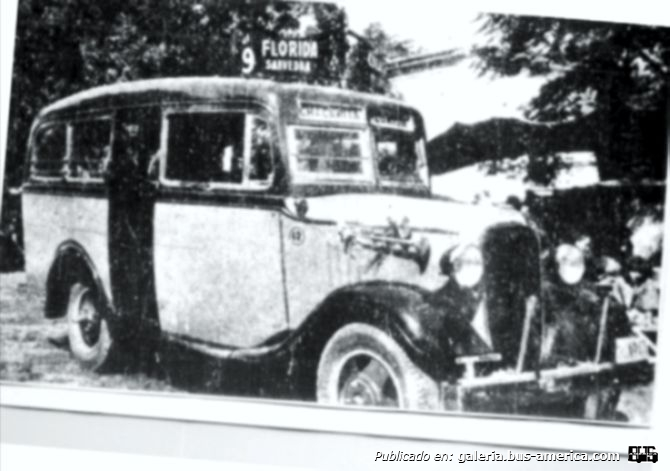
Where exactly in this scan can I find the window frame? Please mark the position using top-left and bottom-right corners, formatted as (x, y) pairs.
(372, 126), (431, 191)
(65, 114), (114, 184)
(287, 124), (375, 184)
(159, 105), (277, 192)
(29, 120), (69, 181)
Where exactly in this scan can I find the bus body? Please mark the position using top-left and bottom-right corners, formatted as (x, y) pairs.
(22, 77), (652, 416)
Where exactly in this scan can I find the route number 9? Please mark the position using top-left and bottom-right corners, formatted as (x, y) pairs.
(242, 47), (256, 74)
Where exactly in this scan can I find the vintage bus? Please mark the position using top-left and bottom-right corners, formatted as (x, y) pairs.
(22, 77), (651, 417)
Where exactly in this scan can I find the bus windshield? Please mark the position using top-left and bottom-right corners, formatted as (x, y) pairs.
(289, 106), (429, 186)
(290, 127), (375, 181)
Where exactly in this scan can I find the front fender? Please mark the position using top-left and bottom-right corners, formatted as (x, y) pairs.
(292, 281), (492, 381)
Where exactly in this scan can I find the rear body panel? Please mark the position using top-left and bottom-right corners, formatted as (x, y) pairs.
(22, 188), (110, 298)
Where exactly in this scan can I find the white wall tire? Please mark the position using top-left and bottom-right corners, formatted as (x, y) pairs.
(316, 323), (440, 411)
(66, 282), (114, 371)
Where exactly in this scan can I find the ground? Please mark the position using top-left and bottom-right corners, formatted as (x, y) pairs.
(0, 272), (654, 424)
(0, 272), (171, 391)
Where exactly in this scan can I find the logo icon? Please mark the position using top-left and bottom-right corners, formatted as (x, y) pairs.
(628, 446), (658, 463)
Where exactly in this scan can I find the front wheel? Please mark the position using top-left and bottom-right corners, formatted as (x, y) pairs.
(66, 282), (115, 371)
(316, 323), (440, 410)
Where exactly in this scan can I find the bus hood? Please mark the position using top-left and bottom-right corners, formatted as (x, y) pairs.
(289, 193), (526, 238)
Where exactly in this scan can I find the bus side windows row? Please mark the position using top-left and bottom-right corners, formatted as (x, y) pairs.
(30, 110), (275, 188)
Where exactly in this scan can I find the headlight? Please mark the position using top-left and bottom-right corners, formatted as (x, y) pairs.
(555, 244), (585, 285)
(443, 245), (483, 288)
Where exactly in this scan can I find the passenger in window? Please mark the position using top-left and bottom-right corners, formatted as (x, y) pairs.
(249, 119), (272, 182)
(219, 136), (244, 184)
(99, 144), (112, 176)
(221, 145), (234, 174)
(209, 143), (240, 184)
(147, 150), (160, 180)
(77, 166), (90, 179)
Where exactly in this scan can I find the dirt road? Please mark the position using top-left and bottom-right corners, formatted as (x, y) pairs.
(0, 272), (171, 391)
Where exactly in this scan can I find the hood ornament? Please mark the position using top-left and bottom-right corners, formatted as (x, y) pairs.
(294, 198), (309, 219)
(338, 217), (431, 273)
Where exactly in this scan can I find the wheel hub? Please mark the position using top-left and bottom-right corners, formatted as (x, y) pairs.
(77, 293), (101, 347)
(338, 356), (399, 407)
(342, 375), (384, 406)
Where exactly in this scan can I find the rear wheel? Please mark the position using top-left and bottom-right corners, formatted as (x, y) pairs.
(66, 282), (115, 371)
(316, 323), (439, 410)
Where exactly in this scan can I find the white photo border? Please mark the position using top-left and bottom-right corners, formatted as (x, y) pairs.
(1, 0), (669, 455)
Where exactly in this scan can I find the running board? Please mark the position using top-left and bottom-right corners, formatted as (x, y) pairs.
(164, 332), (287, 361)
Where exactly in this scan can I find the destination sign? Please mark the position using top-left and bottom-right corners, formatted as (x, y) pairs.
(241, 37), (320, 76)
(298, 102), (365, 124)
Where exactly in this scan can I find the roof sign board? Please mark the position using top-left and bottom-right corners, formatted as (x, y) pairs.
(242, 37), (321, 77)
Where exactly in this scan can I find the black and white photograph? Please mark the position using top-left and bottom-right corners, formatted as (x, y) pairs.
(0, 0), (667, 439)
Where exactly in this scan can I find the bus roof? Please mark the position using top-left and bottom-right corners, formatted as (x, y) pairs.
(39, 77), (411, 119)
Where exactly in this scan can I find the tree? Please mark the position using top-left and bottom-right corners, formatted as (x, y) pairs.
(474, 14), (669, 181)
(345, 22), (421, 94)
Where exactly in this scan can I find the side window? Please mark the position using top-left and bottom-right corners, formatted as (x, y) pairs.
(70, 119), (112, 180)
(166, 112), (245, 184)
(111, 107), (162, 180)
(248, 117), (274, 184)
(32, 124), (66, 178)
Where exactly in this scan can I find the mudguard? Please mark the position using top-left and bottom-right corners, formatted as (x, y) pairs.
(289, 280), (493, 382)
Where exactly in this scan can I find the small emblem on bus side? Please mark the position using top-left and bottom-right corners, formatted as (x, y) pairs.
(289, 227), (305, 246)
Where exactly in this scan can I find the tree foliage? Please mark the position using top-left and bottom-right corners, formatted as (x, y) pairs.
(345, 22), (421, 94)
(474, 14), (670, 181)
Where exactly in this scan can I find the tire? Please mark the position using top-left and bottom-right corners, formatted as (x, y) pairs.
(66, 282), (115, 371)
(316, 323), (440, 410)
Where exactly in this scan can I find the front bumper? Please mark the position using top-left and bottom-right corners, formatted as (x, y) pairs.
(440, 359), (654, 418)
